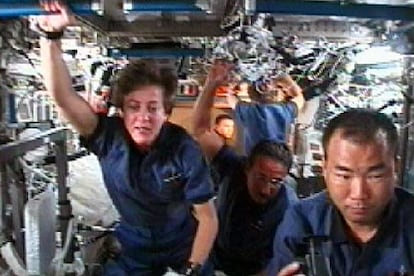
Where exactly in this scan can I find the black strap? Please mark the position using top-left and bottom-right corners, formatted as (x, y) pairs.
(33, 23), (64, 40)
(180, 262), (201, 276)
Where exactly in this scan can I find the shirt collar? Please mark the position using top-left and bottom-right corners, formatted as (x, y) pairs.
(328, 194), (399, 247)
(329, 205), (348, 244)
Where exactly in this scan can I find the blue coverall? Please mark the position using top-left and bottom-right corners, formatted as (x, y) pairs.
(81, 116), (215, 276)
(267, 187), (414, 276)
(211, 145), (298, 276)
(235, 102), (297, 154)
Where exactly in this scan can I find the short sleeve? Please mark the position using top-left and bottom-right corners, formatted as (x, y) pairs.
(79, 115), (123, 157)
(177, 137), (216, 204)
(234, 101), (258, 127)
(210, 145), (245, 184)
(234, 101), (297, 152)
(285, 101), (298, 121)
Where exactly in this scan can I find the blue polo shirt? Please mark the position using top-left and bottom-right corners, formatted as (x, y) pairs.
(235, 101), (297, 154)
(211, 146), (298, 275)
(81, 115), (214, 257)
(267, 187), (414, 276)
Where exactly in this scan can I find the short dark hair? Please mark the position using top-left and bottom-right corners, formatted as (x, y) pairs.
(322, 108), (399, 159)
(215, 113), (233, 125)
(246, 140), (293, 170)
(111, 60), (178, 115)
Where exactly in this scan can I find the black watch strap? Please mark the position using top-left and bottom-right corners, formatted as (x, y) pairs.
(182, 262), (201, 276)
(34, 23), (64, 40)
(41, 30), (64, 40)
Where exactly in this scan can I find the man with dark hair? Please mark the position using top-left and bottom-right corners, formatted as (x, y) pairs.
(192, 61), (298, 275)
(268, 108), (414, 276)
(213, 113), (235, 142)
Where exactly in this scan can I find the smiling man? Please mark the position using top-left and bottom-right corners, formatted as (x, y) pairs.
(267, 108), (414, 276)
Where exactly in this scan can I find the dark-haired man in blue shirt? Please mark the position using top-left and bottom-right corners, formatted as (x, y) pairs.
(268, 108), (414, 276)
(193, 61), (298, 276)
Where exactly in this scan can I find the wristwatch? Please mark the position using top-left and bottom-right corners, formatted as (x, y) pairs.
(40, 30), (64, 40)
(182, 262), (201, 276)
(33, 23), (64, 40)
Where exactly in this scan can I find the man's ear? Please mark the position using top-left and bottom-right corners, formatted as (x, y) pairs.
(118, 109), (124, 117)
(322, 155), (328, 180)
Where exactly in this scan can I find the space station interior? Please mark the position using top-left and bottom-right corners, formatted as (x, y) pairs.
(1, 0), (414, 275)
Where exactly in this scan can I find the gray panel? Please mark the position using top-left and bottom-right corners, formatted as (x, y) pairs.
(25, 189), (56, 275)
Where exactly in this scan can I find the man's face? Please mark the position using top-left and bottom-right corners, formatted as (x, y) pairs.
(214, 118), (235, 140)
(246, 156), (289, 205)
(323, 131), (396, 229)
(122, 85), (168, 150)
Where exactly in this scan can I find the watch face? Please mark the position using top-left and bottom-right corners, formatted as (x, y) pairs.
(184, 262), (201, 276)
